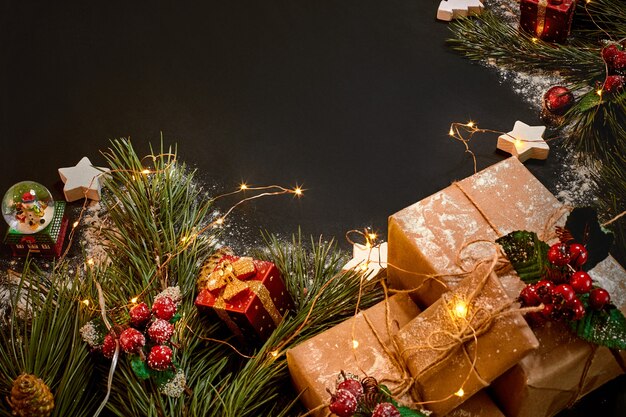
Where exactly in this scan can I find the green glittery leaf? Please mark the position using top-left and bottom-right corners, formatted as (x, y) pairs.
(496, 231), (551, 284)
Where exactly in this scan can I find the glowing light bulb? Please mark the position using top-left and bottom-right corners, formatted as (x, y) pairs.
(514, 139), (523, 148)
(359, 262), (369, 271)
(454, 301), (468, 319)
(449, 128), (455, 136)
(455, 388), (465, 397)
(240, 183), (248, 190)
(180, 236), (188, 243)
(368, 233), (377, 241)
(596, 89), (603, 96)
(72, 221), (79, 228)
(142, 169), (150, 175)
(352, 340), (359, 349)
(131, 297), (139, 304)
(466, 121), (475, 128)
(86, 258), (95, 267)
(531, 37), (538, 43)
(215, 217), (224, 225)
(82, 299), (90, 306)
(294, 187), (303, 196)
(270, 350), (279, 358)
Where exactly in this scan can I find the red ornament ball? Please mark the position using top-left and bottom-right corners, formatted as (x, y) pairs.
(602, 44), (620, 66)
(147, 345), (173, 371)
(129, 302), (151, 328)
(603, 75), (625, 93)
(570, 271), (593, 294)
(589, 288), (611, 310)
(102, 332), (117, 359)
(543, 86), (574, 116)
(148, 319), (175, 344)
(547, 243), (571, 266)
(337, 378), (363, 399)
(568, 243), (588, 268)
(119, 328), (146, 354)
(152, 296), (177, 321)
(329, 389), (358, 417)
(541, 303), (555, 320)
(372, 402), (401, 417)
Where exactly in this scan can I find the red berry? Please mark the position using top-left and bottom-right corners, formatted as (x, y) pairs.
(148, 319), (175, 344)
(129, 302), (151, 328)
(551, 284), (576, 304)
(152, 296), (177, 321)
(589, 288), (611, 310)
(147, 345), (173, 371)
(372, 402), (401, 417)
(570, 271), (593, 294)
(547, 243), (571, 266)
(519, 284), (541, 306)
(329, 389), (357, 417)
(535, 280), (554, 304)
(568, 297), (586, 321)
(102, 332), (117, 359)
(613, 51), (626, 74)
(337, 379), (363, 398)
(603, 75), (624, 93)
(569, 243), (588, 268)
(541, 303), (555, 320)
(602, 44), (620, 65)
(119, 328), (146, 354)
(527, 311), (547, 325)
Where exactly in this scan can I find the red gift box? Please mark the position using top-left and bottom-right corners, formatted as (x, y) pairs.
(195, 255), (293, 340)
(520, 0), (576, 43)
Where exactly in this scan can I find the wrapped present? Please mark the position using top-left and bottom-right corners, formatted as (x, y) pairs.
(448, 390), (505, 417)
(388, 156), (563, 307)
(394, 270), (539, 416)
(195, 254), (293, 340)
(491, 255), (626, 417)
(519, 0), (576, 43)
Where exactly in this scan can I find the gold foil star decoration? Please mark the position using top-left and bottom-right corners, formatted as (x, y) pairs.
(497, 121), (549, 163)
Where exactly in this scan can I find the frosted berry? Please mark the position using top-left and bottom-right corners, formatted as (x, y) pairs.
(119, 328), (146, 354)
(570, 271), (592, 294)
(569, 243), (588, 268)
(129, 302), (151, 327)
(147, 345), (173, 371)
(551, 284), (576, 304)
(152, 296), (177, 321)
(372, 402), (401, 417)
(543, 86), (574, 116)
(337, 378), (363, 398)
(519, 284), (541, 306)
(102, 332), (117, 359)
(568, 297), (586, 321)
(534, 280), (554, 304)
(613, 51), (626, 74)
(602, 44), (620, 66)
(148, 319), (175, 344)
(603, 75), (624, 93)
(547, 243), (570, 266)
(329, 389), (357, 417)
(589, 288), (611, 310)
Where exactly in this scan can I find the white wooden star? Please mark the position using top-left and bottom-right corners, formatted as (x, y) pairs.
(58, 157), (110, 202)
(497, 121), (549, 163)
(343, 242), (388, 281)
(437, 0), (484, 22)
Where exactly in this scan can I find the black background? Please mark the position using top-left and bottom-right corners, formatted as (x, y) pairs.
(1, 1), (624, 415)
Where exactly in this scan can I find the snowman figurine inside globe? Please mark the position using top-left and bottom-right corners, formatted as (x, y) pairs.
(2, 181), (55, 234)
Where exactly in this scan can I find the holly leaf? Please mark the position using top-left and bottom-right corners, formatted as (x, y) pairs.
(569, 306), (626, 349)
(153, 368), (177, 387)
(398, 406), (428, 417)
(577, 90), (603, 112)
(496, 231), (550, 283)
(564, 207), (614, 271)
(130, 356), (151, 380)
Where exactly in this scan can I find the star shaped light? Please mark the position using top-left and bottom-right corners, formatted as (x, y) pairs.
(437, 0), (484, 22)
(58, 157), (110, 202)
(497, 121), (549, 163)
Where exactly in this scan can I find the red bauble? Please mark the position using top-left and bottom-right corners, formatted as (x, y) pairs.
(148, 319), (175, 344)
(568, 297), (586, 321)
(519, 284), (541, 306)
(602, 44), (620, 66)
(603, 75), (625, 93)
(547, 243), (571, 266)
(551, 284), (576, 304)
(589, 288), (611, 310)
(613, 51), (626, 74)
(119, 328), (146, 354)
(329, 389), (358, 417)
(543, 86), (574, 116)
(147, 345), (173, 371)
(129, 302), (151, 328)
(372, 402), (401, 417)
(337, 379), (363, 399)
(102, 333), (117, 359)
(569, 243), (588, 267)
(570, 271), (593, 294)
(152, 296), (177, 321)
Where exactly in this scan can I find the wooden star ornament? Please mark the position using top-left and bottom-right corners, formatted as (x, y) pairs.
(497, 121), (549, 163)
(437, 0), (484, 22)
(58, 157), (110, 202)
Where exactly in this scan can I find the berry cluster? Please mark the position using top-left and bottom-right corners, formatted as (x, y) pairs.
(519, 242), (611, 324)
(328, 374), (401, 417)
(601, 43), (626, 94)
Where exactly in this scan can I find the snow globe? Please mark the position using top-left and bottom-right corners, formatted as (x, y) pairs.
(2, 181), (55, 234)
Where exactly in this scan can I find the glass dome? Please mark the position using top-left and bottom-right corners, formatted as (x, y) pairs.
(2, 181), (55, 234)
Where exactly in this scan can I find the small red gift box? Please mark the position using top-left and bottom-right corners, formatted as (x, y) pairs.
(195, 255), (293, 340)
(520, 0), (576, 43)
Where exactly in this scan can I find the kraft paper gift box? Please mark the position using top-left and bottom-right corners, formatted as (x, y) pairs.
(388, 156), (563, 308)
(491, 256), (626, 417)
(394, 269), (539, 416)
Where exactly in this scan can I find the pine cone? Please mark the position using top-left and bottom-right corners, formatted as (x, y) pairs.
(7, 374), (55, 417)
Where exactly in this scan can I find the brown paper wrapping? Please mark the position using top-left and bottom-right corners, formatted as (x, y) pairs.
(394, 270), (539, 416)
(287, 294), (420, 416)
(388, 156), (563, 307)
(447, 390), (505, 417)
(492, 256), (626, 417)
